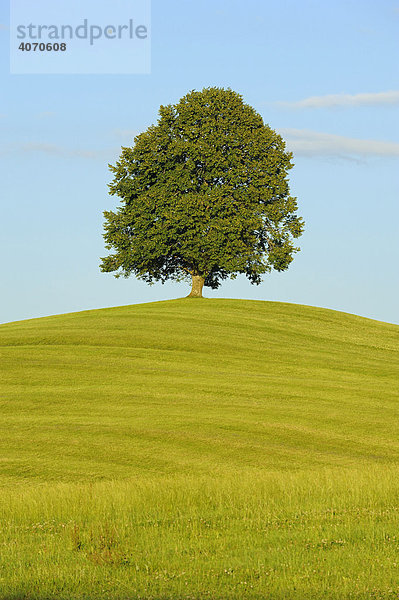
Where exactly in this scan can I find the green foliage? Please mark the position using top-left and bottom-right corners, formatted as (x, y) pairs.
(101, 87), (304, 289)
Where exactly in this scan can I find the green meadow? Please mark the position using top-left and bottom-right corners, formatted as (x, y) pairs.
(0, 298), (398, 599)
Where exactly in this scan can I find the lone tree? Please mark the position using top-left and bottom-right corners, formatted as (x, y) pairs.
(101, 87), (304, 297)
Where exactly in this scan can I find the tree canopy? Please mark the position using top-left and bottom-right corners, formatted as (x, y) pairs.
(100, 87), (304, 297)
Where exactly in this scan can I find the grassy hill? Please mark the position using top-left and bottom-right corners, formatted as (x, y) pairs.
(0, 299), (398, 599)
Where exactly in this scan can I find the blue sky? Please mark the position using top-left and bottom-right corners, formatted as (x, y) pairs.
(1, 0), (398, 324)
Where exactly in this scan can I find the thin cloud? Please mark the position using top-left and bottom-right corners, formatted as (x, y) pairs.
(0, 142), (114, 160)
(3, 132), (398, 162)
(279, 128), (399, 158)
(20, 142), (104, 159)
(112, 129), (139, 139)
(277, 91), (399, 109)
(36, 111), (56, 119)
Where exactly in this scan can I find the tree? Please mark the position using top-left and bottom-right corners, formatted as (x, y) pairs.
(100, 87), (304, 298)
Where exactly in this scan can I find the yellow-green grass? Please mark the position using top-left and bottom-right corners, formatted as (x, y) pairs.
(0, 299), (398, 599)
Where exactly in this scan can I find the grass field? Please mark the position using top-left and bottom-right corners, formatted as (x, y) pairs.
(0, 298), (398, 599)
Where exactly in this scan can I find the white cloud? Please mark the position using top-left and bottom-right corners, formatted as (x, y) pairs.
(277, 91), (399, 109)
(278, 128), (399, 158)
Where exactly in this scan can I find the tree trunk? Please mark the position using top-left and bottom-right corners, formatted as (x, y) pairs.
(187, 275), (205, 298)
